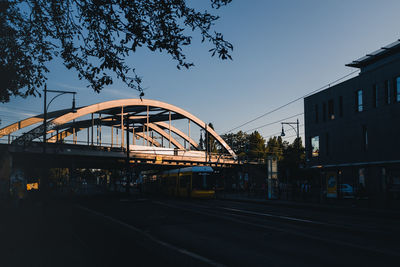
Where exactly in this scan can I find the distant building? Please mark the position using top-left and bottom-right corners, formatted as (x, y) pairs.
(304, 40), (400, 203)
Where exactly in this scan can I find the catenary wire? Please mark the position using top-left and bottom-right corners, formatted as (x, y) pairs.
(222, 69), (359, 134)
(264, 124), (305, 140)
(244, 112), (304, 133)
(0, 106), (41, 114)
(281, 132), (305, 140)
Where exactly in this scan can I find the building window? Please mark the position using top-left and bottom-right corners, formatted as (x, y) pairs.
(339, 96), (343, 117)
(322, 102), (326, 122)
(328, 99), (334, 120)
(315, 104), (319, 123)
(385, 80), (391, 104)
(362, 125), (368, 151)
(396, 77), (400, 102)
(325, 133), (329, 156)
(373, 84), (378, 108)
(359, 168), (366, 187)
(356, 89), (363, 112)
(311, 136), (319, 157)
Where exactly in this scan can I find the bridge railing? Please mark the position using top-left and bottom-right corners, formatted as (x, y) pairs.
(1, 135), (237, 162)
(0, 134), (21, 145)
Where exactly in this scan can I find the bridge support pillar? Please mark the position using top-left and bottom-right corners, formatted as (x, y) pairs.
(125, 115), (130, 194)
(121, 106), (124, 149)
(111, 122), (114, 148)
(0, 148), (12, 199)
(69, 162), (76, 193)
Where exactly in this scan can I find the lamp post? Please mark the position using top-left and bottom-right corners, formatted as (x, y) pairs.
(125, 114), (130, 195)
(43, 85), (77, 151)
(280, 119), (299, 200)
(42, 85), (77, 197)
(280, 119), (299, 139)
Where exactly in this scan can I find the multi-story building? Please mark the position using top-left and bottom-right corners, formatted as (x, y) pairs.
(304, 40), (400, 203)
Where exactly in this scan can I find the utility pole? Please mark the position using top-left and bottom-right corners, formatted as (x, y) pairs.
(43, 85), (47, 153)
(125, 114), (130, 194)
(42, 85), (48, 202)
(42, 86), (77, 197)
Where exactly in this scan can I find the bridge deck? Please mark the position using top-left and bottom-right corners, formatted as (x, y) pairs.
(3, 143), (238, 168)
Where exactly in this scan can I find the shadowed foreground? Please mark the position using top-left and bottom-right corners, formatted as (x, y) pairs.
(1, 194), (399, 266)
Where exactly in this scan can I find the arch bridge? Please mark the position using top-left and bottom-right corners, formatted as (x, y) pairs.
(0, 99), (237, 169)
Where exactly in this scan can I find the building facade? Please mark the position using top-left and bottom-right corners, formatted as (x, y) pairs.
(304, 40), (400, 204)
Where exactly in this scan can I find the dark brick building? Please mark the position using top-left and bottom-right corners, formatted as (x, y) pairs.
(304, 40), (400, 204)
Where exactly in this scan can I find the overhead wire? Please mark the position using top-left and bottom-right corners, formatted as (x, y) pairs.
(0, 105), (41, 114)
(222, 69), (359, 134)
(244, 112), (304, 133)
(281, 132), (305, 140)
(263, 123), (305, 140)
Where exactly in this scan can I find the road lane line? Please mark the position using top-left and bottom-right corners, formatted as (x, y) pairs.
(175, 201), (347, 228)
(76, 205), (225, 267)
(119, 198), (148, 202)
(220, 207), (316, 223)
(212, 201), (394, 234)
(164, 200), (319, 224)
(70, 229), (89, 249)
(153, 201), (399, 257)
(166, 200), (394, 236)
(167, 200), (400, 243)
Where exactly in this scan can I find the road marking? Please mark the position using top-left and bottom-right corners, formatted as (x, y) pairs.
(220, 207), (316, 224)
(119, 198), (148, 202)
(76, 205), (225, 267)
(70, 229), (89, 249)
(153, 200), (400, 257)
(166, 200), (319, 224)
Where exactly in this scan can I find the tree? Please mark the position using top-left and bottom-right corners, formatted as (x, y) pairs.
(247, 131), (266, 161)
(266, 136), (285, 161)
(0, 0), (233, 102)
(221, 130), (249, 158)
(207, 123), (218, 153)
(279, 137), (305, 183)
(199, 131), (205, 150)
(221, 130), (266, 161)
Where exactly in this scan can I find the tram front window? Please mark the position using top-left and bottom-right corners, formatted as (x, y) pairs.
(192, 173), (215, 190)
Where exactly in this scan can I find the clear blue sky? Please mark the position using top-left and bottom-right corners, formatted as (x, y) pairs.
(1, 0), (400, 143)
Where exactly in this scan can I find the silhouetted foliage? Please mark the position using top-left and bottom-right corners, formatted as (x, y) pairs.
(221, 131), (249, 159)
(199, 131), (205, 150)
(0, 0), (233, 102)
(223, 131), (306, 181)
(279, 137), (305, 182)
(265, 136), (286, 161)
(222, 131), (265, 161)
(207, 123), (218, 153)
(247, 131), (266, 160)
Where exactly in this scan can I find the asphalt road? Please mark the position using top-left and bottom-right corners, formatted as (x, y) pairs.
(1, 194), (399, 267)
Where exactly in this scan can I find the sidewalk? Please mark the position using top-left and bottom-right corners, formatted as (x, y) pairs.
(216, 192), (400, 219)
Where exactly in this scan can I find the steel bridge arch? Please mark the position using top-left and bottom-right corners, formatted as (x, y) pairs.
(47, 122), (186, 150)
(2, 99), (236, 158)
(44, 117), (198, 149)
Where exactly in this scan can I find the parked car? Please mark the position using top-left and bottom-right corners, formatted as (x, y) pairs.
(340, 184), (354, 198)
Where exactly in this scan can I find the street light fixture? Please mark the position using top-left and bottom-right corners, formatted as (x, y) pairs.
(43, 85), (77, 150)
(280, 119), (299, 139)
(280, 125), (285, 137)
(41, 85), (77, 199)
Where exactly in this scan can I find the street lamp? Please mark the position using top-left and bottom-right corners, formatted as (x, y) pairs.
(280, 118), (300, 200)
(41, 85), (77, 199)
(43, 85), (77, 151)
(280, 119), (299, 139)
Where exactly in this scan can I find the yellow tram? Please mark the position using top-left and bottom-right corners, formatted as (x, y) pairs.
(143, 166), (216, 198)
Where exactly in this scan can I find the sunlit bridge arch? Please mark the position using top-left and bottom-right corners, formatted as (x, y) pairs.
(1, 99), (236, 159)
(47, 121), (185, 150)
